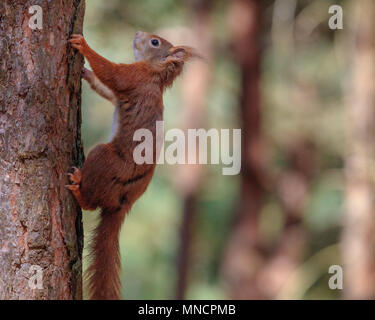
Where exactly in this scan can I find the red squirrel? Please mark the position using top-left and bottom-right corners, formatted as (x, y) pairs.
(67, 31), (197, 300)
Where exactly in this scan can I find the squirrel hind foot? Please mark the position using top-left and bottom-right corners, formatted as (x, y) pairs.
(67, 167), (82, 185)
(66, 168), (96, 210)
(67, 184), (96, 211)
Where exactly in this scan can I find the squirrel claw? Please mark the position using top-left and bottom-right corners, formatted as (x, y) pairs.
(69, 34), (86, 52)
(69, 34), (83, 41)
(67, 167), (82, 185)
(66, 184), (79, 191)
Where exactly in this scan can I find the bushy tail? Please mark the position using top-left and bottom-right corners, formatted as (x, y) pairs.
(86, 207), (127, 300)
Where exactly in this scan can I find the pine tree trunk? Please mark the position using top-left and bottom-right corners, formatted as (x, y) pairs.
(0, 0), (85, 299)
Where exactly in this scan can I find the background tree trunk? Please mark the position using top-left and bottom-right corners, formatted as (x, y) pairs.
(0, 0), (85, 299)
(221, 0), (267, 299)
(260, 139), (314, 298)
(175, 0), (213, 300)
(342, 0), (375, 299)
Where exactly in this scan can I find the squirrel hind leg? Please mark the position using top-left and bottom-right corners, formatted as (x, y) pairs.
(68, 167), (82, 184)
(66, 168), (96, 211)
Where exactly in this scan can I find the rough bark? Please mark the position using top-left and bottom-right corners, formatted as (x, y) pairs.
(0, 0), (85, 299)
(342, 0), (375, 299)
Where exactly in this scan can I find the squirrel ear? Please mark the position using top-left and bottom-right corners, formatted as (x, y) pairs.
(169, 46), (188, 60)
(167, 46), (203, 62)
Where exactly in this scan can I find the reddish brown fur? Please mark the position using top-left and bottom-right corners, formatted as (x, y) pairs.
(67, 33), (195, 300)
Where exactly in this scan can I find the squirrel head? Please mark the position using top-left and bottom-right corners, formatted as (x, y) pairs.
(133, 31), (200, 64)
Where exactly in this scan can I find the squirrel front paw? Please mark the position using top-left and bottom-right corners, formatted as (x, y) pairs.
(69, 34), (87, 54)
(82, 67), (93, 82)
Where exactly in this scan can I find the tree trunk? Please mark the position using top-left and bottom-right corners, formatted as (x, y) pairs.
(259, 139), (315, 298)
(175, 0), (213, 299)
(342, 0), (375, 299)
(221, 0), (267, 299)
(0, 0), (85, 299)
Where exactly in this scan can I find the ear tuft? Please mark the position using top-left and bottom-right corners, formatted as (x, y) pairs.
(170, 46), (187, 60)
(168, 46), (203, 62)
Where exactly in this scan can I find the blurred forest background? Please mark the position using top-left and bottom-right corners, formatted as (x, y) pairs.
(81, 0), (375, 299)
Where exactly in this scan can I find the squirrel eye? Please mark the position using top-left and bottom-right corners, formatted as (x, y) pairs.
(151, 39), (160, 47)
